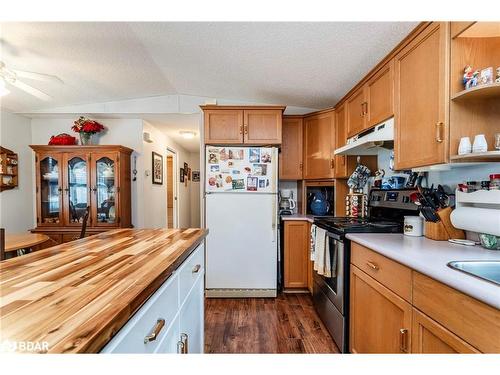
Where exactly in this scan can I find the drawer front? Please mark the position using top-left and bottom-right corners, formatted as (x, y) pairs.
(101, 272), (179, 353)
(179, 244), (205, 304)
(413, 272), (500, 353)
(351, 242), (412, 301)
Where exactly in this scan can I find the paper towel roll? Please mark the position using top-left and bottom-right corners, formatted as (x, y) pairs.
(450, 207), (500, 236)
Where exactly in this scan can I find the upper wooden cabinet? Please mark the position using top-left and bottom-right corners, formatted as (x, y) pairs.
(334, 104), (348, 178)
(346, 87), (366, 137)
(203, 109), (243, 144)
(365, 60), (394, 128)
(394, 22), (449, 169)
(346, 60), (394, 138)
(279, 116), (303, 180)
(201, 106), (285, 145)
(31, 145), (133, 235)
(303, 110), (335, 180)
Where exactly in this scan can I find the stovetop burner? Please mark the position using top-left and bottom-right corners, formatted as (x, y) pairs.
(314, 216), (402, 234)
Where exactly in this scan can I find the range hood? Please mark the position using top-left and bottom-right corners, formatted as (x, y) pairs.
(334, 117), (394, 156)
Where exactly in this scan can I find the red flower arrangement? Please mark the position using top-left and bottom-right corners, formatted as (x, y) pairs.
(72, 116), (105, 134)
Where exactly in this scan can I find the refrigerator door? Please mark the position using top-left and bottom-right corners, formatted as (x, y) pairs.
(206, 146), (277, 194)
(205, 193), (278, 293)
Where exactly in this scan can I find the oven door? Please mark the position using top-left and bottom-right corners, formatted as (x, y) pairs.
(313, 232), (345, 314)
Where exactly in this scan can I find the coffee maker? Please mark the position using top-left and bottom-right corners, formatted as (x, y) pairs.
(279, 189), (296, 215)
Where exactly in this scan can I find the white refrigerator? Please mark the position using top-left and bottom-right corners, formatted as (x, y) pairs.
(205, 146), (278, 297)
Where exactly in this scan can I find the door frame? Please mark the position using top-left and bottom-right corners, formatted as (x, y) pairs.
(166, 147), (179, 229)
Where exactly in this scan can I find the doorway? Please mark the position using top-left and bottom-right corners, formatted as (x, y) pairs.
(166, 148), (178, 228)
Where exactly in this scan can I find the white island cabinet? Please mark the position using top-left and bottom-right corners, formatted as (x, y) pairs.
(101, 243), (205, 354)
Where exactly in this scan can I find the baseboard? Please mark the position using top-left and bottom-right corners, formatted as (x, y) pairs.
(205, 289), (277, 298)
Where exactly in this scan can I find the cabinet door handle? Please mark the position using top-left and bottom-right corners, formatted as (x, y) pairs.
(244, 124), (248, 135)
(192, 264), (201, 274)
(366, 261), (379, 271)
(299, 162), (303, 171)
(143, 318), (165, 344)
(399, 328), (408, 353)
(363, 102), (368, 116)
(180, 333), (188, 354)
(177, 341), (185, 354)
(435, 122), (444, 143)
(330, 158), (335, 169)
(239, 124), (243, 135)
(342, 155), (346, 166)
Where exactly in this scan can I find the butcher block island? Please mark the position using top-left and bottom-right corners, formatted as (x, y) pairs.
(0, 228), (207, 354)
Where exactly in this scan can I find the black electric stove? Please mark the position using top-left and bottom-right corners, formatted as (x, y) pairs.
(311, 188), (419, 353)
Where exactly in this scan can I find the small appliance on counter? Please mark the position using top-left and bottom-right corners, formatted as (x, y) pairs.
(305, 183), (334, 216)
(312, 188), (419, 352)
(279, 189), (296, 215)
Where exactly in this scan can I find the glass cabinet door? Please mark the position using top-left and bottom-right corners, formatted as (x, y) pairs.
(64, 154), (89, 226)
(38, 154), (62, 225)
(92, 154), (118, 226)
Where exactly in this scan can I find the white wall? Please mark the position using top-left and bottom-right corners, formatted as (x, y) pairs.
(189, 152), (201, 227)
(0, 110), (34, 232)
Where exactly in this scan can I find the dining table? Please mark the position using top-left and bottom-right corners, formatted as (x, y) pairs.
(4, 232), (51, 255)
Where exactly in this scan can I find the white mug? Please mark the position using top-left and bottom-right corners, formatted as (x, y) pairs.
(458, 137), (472, 155)
(472, 134), (488, 153)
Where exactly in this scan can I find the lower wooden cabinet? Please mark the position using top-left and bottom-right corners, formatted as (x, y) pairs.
(349, 265), (412, 353)
(284, 220), (309, 290)
(412, 309), (479, 353)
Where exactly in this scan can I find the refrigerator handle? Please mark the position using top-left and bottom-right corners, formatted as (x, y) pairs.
(271, 196), (276, 242)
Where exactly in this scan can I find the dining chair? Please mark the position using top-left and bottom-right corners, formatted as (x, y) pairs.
(0, 228), (5, 261)
(80, 206), (90, 239)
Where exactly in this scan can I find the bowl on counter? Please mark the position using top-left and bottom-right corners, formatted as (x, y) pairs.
(479, 233), (500, 250)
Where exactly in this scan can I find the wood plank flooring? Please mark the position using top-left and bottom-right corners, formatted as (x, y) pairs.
(204, 293), (340, 353)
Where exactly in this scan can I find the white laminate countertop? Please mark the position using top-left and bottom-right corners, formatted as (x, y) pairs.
(346, 233), (500, 309)
(280, 214), (316, 223)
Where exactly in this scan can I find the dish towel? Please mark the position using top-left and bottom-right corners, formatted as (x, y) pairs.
(310, 225), (331, 278)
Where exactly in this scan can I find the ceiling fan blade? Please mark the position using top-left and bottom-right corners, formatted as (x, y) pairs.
(13, 69), (64, 84)
(8, 79), (52, 101)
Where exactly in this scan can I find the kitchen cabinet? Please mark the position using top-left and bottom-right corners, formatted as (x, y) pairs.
(365, 60), (394, 128)
(303, 110), (335, 180)
(284, 220), (309, 289)
(279, 116), (303, 180)
(346, 88), (366, 138)
(350, 265), (412, 353)
(201, 106), (285, 145)
(412, 309), (479, 353)
(334, 104), (348, 178)
(102, 243), (205, 353)
(394, 22), (449, 169)
(31, 145), (133, 240)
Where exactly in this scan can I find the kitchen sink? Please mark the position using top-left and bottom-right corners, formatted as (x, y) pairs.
(447, 261), (500, 286)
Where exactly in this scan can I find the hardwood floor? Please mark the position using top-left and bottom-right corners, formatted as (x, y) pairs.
(204, 293), (340, 353)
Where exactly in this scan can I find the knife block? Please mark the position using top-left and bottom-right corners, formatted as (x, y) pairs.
(425, 221), (449, 241)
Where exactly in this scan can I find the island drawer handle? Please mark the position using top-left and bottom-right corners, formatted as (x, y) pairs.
(177, 340), (184, 354)
(180, 333), (188, 354)
(192, 264), (201, 274)
(366, 261), (379, 271)
(144, 318), (165, 344)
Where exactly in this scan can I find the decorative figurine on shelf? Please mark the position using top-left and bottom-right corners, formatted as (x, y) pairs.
(479, 67), (494, 85)
(463, 65), (479, 90)
(495, 67), (500, 83)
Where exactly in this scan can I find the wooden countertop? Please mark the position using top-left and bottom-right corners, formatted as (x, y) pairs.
(0, 228), (207, 353)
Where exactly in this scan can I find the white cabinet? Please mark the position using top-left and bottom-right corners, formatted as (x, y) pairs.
(101, 244), (205, 354)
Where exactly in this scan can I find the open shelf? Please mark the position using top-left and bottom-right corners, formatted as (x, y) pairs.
(450, 151), (500, 163)
(458, 22), (500, 38)
(452, 82), (500, 101)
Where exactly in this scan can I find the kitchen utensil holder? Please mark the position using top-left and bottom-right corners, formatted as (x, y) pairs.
(425, 221), (449, 241)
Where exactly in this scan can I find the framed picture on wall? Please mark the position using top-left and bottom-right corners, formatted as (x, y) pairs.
(180, 168), (185, 182)
(192, 171), (200, 182)
(152, 152), (163, 185)
(184, 162), (188, 175)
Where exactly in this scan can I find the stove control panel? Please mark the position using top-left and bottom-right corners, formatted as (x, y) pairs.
(369, 189), (419, 211)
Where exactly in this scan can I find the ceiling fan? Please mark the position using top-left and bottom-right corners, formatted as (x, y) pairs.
(0, 61), (63, 101)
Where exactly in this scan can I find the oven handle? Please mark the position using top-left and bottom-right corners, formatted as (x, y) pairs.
(326, 231), (342, 241)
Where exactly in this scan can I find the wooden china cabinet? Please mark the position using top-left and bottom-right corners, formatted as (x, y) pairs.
(30, 145), (133, 246)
